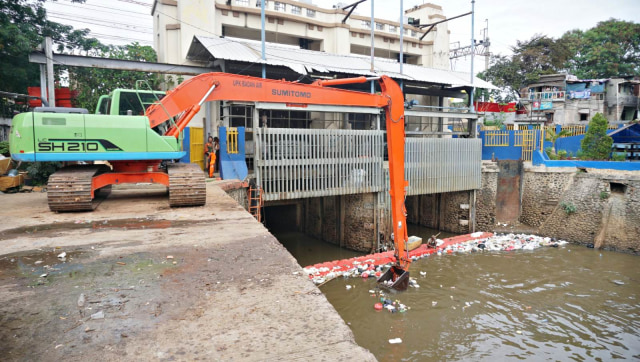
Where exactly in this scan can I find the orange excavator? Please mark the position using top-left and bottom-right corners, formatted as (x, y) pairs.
(145, 73), (412, 290)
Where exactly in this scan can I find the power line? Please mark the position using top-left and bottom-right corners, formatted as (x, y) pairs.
(48, 11), (152, 30)
(54, 1), (151, 18)
(47, 14), (153, 35)
(114, 0), (152, 8)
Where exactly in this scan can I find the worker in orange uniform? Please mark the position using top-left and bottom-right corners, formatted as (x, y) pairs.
(213, 137), (220, 174)
(205, 136), (214, 177)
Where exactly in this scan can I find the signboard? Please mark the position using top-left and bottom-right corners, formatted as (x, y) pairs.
(532, 101), (552, 110)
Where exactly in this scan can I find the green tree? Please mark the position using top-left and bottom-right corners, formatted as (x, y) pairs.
(563, 19), (640, 78)
(545, 127), (571, 154)
(580, 113), (613, 160)
(0, 0), (99, 93)
(481, 20), (640, 98)
(69, 43), (161, 111)
(477, 35), (574, 101)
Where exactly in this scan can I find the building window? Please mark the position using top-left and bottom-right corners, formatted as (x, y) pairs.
(375, 22), (384, 31)
(317, 26), (323, 32)
(308, 24), (314, 30)
(388, 25), (397, 33)
(362, 20), (371, 29)
(274, 2), (285, 11)
(291, 5), (301, 15)
(255, 0), (268, 7)
(411, 30), (417, 37)
(235, 0), (249, 5)
(306, 8), (316, 18)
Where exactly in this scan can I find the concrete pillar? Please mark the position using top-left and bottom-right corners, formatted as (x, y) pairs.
(45, 37), (55, 107)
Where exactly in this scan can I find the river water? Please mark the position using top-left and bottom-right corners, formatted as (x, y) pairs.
(272, 225), (640, 361)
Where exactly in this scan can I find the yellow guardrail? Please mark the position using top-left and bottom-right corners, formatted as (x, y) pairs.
(484, 131), (509, 146)
(189, 127), (205, 170)
(226, 127), (239, 154)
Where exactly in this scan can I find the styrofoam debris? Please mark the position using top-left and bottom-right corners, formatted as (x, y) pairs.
(389, 338), (402, 344)
(57, 252), (66, 259)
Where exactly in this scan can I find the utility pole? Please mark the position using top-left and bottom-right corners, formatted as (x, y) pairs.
(261, 0), (266, 78)
(449, 18), (490, 62)
(399, 0), (403, 76)
(469, 0), (475, 113)
(370, 0), (375, 93)
(483, 19), (490, 71)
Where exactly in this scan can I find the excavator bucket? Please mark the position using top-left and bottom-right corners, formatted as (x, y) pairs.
(377, 266), (410, 291)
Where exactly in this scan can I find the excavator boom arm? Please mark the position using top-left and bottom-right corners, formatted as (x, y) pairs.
(146, 72), (411, 273)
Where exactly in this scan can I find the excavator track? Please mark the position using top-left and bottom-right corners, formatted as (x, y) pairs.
(168, 163), (206, 207)
(47, 165), (105, 212)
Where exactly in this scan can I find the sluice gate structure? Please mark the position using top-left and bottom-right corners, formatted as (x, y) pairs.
(243, 103), (482, 252)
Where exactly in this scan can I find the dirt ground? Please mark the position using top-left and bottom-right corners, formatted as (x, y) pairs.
(0, 182), (375, 361)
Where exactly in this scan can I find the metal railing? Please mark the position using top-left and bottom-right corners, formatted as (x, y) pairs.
(405, 138), (482, 195)
(255, 128), (385, 201)
(525, 91), (566, 101)
(484, 131), (509, 146)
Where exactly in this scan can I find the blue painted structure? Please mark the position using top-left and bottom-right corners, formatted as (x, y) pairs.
(532, 150), (640, 170)
(219, 126), (248, 180)
(479, 128), (544, 161)
(480, 124), (628, 160)
(180, 127), (191, 164)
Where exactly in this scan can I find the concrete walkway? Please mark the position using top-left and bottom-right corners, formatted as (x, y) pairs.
(0, 183), (375, 361)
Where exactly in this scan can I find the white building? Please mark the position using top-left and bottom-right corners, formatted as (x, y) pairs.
(152, 0), (451, 70)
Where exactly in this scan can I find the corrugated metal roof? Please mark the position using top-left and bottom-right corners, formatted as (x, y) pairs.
(188, 35), (497, 90)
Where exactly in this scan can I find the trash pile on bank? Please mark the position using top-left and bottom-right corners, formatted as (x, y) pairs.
(303, 233), (568, 285)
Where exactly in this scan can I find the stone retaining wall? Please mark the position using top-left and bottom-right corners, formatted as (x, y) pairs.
(478, 162), (640, 254)
(406, 192), (472, 234)
(538, 173), (640, 253)
(520, 166), (575, 227)
(477, 162), (498, 231)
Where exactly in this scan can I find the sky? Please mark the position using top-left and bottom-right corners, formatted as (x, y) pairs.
(44, 0), (640, 74)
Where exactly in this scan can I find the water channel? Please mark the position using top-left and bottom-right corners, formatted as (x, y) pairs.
(272, 225), (640, 361)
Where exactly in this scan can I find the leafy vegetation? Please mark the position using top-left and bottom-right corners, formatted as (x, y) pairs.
(560, 201), (577, 215)
(479, 19), (640, 99)
(70, 43), (161, 111)
(24, 161), (62, 185)
(0, 0), (98, 93)
(599, 191), (610, 200)
(545, 128), (571, 154)
(0, 141), (9, 156)
(580, 113), (613, 160)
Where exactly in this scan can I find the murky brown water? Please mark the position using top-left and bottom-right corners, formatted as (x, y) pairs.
(274, 225), (640, 361)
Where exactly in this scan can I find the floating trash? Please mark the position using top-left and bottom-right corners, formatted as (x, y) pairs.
(303, 233), (568, 285)
(389, 338), (402, 344)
